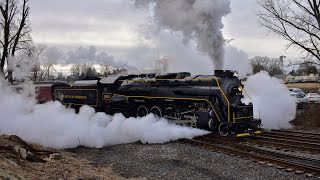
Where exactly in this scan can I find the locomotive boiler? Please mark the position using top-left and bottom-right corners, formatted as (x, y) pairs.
(52, 70), (261, 137)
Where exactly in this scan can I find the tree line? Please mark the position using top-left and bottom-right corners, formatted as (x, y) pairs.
(68, 64), (127, 81)
(251, 56), (319, 76)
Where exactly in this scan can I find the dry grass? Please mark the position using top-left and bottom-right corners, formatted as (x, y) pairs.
(28, 151), (125, 180)
(291, 104), (320, 131)
(0, 135), (126, 180)
(0, 151), (125, 180)
(287, 83), (320, 93)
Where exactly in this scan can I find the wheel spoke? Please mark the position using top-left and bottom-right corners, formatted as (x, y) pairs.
(150, 106), (162, 117)
(137, 105), (148, 117)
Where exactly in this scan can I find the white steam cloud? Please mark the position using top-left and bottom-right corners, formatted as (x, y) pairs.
(7, 54), (38, 81)
(0, 81), (209, 149)
(134, 0), (231, 69)
(243, 71), (296, 130)
(130, 26), (250, 76)
(224, 45), (252, 78)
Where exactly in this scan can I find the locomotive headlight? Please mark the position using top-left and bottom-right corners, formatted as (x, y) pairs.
(238, 86), (243, 92)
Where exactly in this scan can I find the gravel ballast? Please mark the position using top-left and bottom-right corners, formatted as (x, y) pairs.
(69, 142), (319, 180)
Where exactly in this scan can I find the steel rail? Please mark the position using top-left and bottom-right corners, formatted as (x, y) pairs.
(205, 134), (320, 151)
(260, 133), (320, 144)
(242, 137), (320, 153)
(269, 131), (320, 138)
(198, 136), (320, 165)
(271, 129), (320, 136)
(203, 134), (320, 154)
(253, 136), (320, 149)
(265, 131), (320, 141)
(180, 138), (320, 176)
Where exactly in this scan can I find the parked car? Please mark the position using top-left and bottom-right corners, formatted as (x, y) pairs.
(305, 93), (320, 103)
(290, 92), (308, 108)
(288, 88), (305, 98)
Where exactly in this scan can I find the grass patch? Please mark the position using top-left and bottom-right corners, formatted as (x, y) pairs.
(287, 83), (320, 93)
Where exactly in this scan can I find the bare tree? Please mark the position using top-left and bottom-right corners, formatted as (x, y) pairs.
(251, 56), (283, 76)
(297, 61), (319, 75)
(100, 65), (127, 76)
(257, 0), (320, 64)
(10, 0), (30, 56)
(38, 64), (55, 81)
(111, 67), (127, 75)
(26, 44), (59, 81)
(251, 56), (270, 73)
(100, 65), (113, 76)
(0, 0), (31, 82)
(70, 64), (81, 79)
(70, 64), (98, 80)
(83, 65), (98, 78)
(28, 44), (45, 81)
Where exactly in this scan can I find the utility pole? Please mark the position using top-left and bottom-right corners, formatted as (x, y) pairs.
(280, 55), (286, 74)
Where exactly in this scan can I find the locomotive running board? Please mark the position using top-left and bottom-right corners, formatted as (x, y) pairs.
(236, 131), (262, 137)
(169, 120), (195, 124)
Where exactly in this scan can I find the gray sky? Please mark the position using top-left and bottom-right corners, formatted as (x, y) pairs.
(29, 0), (299, 68)
(223, 0), (298, 57)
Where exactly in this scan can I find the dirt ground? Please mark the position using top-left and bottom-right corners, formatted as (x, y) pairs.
(0, 135), (128, 180)
(290, 104), (320, 132)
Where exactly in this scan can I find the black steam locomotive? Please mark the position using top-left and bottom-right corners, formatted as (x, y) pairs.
(52, 70), (261, 137)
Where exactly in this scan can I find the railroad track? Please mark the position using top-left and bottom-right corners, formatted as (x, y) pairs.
(260, 130), (320, 144)
(246, 129), (320, 153)
(271, 129), (320, 137)
(180, 131), (320, 177)
(242, 136), (320, 153)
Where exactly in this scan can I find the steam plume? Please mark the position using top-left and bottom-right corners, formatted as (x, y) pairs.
(0, 81), (209, 149)
(134, 0), (231, 69)
(243, 71), (296, 129)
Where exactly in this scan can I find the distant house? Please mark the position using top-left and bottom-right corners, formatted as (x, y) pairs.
(285, 74), (319, 83)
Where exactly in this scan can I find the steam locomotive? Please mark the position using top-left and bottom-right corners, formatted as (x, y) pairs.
(52, 70), (261, 137)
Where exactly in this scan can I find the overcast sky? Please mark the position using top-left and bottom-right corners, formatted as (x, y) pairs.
(29, 0), (299, 70)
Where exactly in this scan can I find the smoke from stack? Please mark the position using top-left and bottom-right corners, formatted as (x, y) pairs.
(134, 0), (231, 69)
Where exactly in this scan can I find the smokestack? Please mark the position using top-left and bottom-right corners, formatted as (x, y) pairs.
(214, 70), (234, 78)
